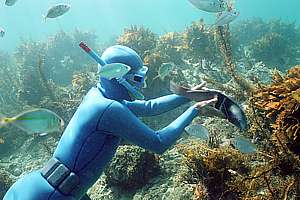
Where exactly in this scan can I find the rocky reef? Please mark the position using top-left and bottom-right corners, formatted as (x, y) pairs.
(104, 145), (160, 191)
(0, 169), (14, 199)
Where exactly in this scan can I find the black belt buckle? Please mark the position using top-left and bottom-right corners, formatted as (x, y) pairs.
(41, 158), (80, 195)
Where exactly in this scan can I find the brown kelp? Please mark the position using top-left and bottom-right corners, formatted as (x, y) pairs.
(249, 32), (298, 69)
(215, 25), (255, 96)
(232, 19), (300, 71)
(117, 25), (157, 59)
(183, 19), (220, 67)
(252, 66), (300, 156)
(177, 141), (251, 200)
(144, 31), (186, 96)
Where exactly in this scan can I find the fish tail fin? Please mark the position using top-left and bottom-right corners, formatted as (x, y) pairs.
(43, 15), (47, 22)
(170, 81), (188, 96)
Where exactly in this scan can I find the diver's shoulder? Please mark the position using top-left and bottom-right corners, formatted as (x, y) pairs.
(85, 87), (105, 99)
(80, 87), (112, 107)
(107, 100), (129, 114)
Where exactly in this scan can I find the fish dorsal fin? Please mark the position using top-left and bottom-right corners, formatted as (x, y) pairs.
(170, 81), (190, 95)
(191, 81), (207, 90)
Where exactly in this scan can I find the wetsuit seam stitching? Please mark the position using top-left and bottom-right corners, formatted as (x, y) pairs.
(95, 101), (114, 130)
(77, 130), (114, 172)
(48, 190), (55, 200)
(73, 101), (114, 170)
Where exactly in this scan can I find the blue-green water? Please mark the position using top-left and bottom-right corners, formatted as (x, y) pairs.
(0, 0), (299, 52)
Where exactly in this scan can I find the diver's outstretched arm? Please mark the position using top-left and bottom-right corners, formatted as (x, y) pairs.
(122, 94), (190, 117)
(99, 101), (198, 154)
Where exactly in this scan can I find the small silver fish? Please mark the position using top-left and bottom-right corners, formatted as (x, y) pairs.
(188, 0), (226, 13)
(215, 9), (239, 26)
(43, 4), (71, 21)
(231, 136), (257, 154)
(99, 63), (131, 80)
(0, 108), (64, 135)
(153, 62), (175, 81)
(0, 28), (5, 38)
(5, 0), (18, 6)
(185, 124), (209, 141)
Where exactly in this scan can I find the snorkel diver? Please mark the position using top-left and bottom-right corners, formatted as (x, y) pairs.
(4, 44), (239, 200)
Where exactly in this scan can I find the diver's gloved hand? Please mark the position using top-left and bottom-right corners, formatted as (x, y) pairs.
(170, 81), (248, 131)
(193, 95), (218, 111)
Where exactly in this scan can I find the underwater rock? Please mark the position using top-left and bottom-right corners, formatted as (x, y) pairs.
(104, 145), (160, 191)
(87, 175), (118, 200)
(133, 182), (194, 200)
(12, 168), (22, 177)
(131, 146), (195, 200)
(0, 169), (14, 199)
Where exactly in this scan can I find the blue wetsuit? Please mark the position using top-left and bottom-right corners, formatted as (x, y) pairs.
(4, 85), (198, 200)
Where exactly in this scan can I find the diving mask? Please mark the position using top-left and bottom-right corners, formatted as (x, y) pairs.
(117, 66), (148, 100)
(123, 66), (148, 89)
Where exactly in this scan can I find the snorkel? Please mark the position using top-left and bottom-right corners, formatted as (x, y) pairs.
(79, 42), (106, 66)
(79, 42), (146, 100)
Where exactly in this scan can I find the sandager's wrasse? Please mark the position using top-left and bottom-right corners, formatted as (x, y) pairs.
(0, 108), (64, 136)
(170, 81), (248, 131)
(43, 3), (71, 21)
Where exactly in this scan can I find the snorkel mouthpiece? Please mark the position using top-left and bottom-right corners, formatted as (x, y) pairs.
(117, 77), (145, 100)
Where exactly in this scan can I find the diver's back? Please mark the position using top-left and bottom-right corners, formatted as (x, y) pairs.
(52, 87), (121, 197)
